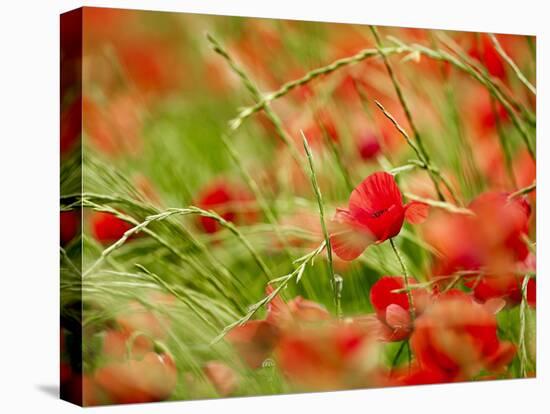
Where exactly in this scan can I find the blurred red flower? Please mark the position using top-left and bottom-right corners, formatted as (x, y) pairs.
(411, 294), (516, 380)
(275, 322), (380, 390)
(203, 361), (239, 397)
(357, 132), (382, 161)
(61, 210), (80, 246)
(425, 191), (533, 305)
(90, 211), (134, 245)
(331, 172), (429, 260)
(356, 276), (429, 342)
(469, 34), (507, 80)
(226, 287), (329, 369)
(195, 180), (258, 234)
(94, 351), (177, 404)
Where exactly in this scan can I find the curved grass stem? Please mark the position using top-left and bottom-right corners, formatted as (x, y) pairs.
(389, 238), (416, 322)
(302, 131), (340, 316)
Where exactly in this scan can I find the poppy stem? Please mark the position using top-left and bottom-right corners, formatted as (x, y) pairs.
(389, 340), (407, 375)
(518, 275), (532, 377)
(389, 238), (416, 322)
(301, 131), (340, 317)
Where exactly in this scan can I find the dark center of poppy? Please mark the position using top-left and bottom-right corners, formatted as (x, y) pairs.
(371, 208), (388, 218)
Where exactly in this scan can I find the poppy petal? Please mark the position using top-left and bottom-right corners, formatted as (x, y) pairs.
(330, 209), (373, 261)
(385, 304), (411, 330)
(404, 201), (429, 224)
(349, 172), (402, 215)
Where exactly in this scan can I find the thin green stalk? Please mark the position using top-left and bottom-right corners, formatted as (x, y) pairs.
(509, 180), (536, 199)
(136, 264), (219, 332)
(85, 204), (272, 280)
(403, 192), (474, 216)
(389, 238), (415, 322)
(399, 37), (535, 160)
(370, 26), (448, 203)
(81, 200), (242, 307)
(491, 96), (517, 188)
(301, 131), (339, 316)
(390, 340), (407, 374)
(429, 32), (484, 194)
(211, 242), (326, 344)
(206, 33), (304, 171)
(315, 112), (354, 192)
(77, 192), (237, 285)
(228, 46), (403, 131)
(488, 34), (536, 95)
(375, 101), (460, 204)
(435, 33), (536, 127)
(220, 132), (293, 264)
(518, 275), (530, 377)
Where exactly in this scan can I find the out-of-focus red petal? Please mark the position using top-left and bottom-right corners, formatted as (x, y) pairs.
(370, 276), (411, 318)
(385, 304), (411, 330)
(203, 361), (239, 397)
(329, 209), (373, 261)
(226, 320), (278, 369)
(404, 201), (429, 224)
(483, 297), (506, 314)
(486, 342), (517, 373)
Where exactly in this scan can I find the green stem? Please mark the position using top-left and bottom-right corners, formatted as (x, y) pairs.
(390, 340), (407, 374)
(509, 180), (536, 199)
(228, 46), (403, 131)
(389, 238), (416, 322)
(518, 275), (530, 378)
(489, 34), (536, 95)
(302, 132), (340, 316)
(370, 26), (448, 203)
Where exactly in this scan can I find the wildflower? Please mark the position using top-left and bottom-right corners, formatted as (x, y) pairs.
(94, 350), (177, 404)
(196, 180), (257, 234)
(331, 172), (429, 260)
(226, 287), (329, 369)
(410, 294), (516, 380)
(356, 276), (429, 342)
(275, 321), (380, 391)
(90, 211), (134, 245)
(203, 361), (239, 397)
(60, 210), (80, 246)
(357, 132), (382, 161)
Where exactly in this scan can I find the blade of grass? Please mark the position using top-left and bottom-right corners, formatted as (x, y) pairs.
(488, 34), (536, 95)
(301, 131), (340, 317)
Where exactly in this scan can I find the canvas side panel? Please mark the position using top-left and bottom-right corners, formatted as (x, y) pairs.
(60, 7), (83, 407)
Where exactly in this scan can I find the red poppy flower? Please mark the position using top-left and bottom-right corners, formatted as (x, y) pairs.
(410, 294), (516, 380)
(226, 287), (329, 369)
(357, 132), (382, 161)
(274, 322), (380, 391)
(331, 172), (429, 260)
(60, 210), (80, 246)
(203, 361), (239, 397)
(469, 34), (507, 80)
(356, 276), (429, 342)
(94, 351), (177, 405)
(391, 363), (453, 386)
(196, 180), (258, 234)
(90, 211), (134, 245)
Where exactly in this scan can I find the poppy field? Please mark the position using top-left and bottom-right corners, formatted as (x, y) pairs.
(60, 7), (536, 406)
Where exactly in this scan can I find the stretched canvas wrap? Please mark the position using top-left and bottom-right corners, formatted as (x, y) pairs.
(60, 6), (537, 406)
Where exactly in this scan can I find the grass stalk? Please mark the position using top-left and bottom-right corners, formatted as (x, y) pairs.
(389, 238), (416, 322)
(229, 46), (404, 131)
(301, 131), (339, 316)
(488, 34), (536, 96)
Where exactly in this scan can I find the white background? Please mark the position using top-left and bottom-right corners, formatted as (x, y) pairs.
(0, 0), (548, 412)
